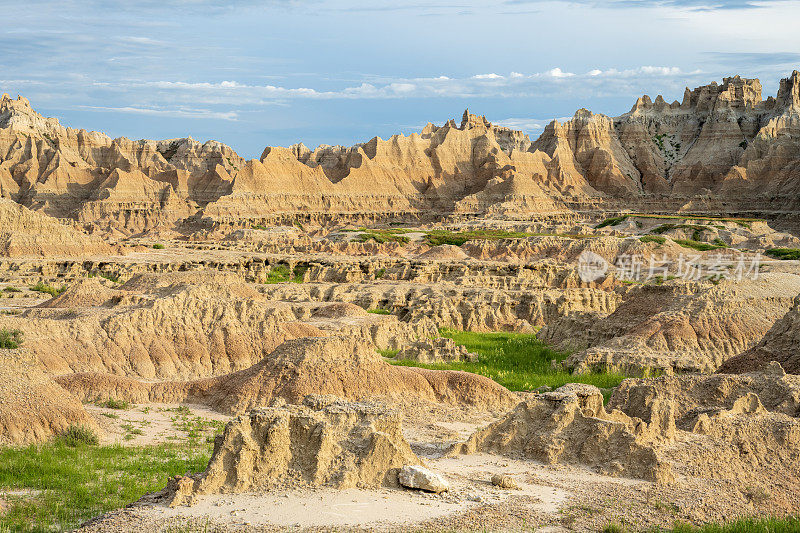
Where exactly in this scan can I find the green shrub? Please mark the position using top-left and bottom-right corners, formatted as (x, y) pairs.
(595, 215), (630, 229)
(640, 235), (666, 245)
(375, 268), (386, 279)
(30, 282), (67, 297)
(0, 328), (23, 349)
(152, 243), (165, 250)
(2, 286), (21, 293)
(98, 398), (130, 410)
(766, 248), (800, 260)
(366, 308), (390, 315)
(57, 425), (99, 447)
(673, 239), (726, 252)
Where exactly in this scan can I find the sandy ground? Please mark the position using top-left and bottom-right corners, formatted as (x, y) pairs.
(86, 403), (231, 446)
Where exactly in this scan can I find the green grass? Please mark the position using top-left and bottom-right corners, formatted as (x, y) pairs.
(374, 268), (386, 279)
(2, 286), (21, 293)
(29, 282), (66, 297)
(97, 398), (129, 410)
(673, 239), (727, 252)
(765, 248), (800, 260)
(606, 516), (800, 533)
(264, 265), (305, 284)
(56, 425), (99, 447)
(640, 235), (666, 245)
(152, 243), (165, 250)
(390, 328), (625, 392)
(596, 215), (630, 228)
(366, 308), (391, 315)
(356, 230), (410, 244)
(0, 328), (23, 349)
(0, 440), (211, 532)
(88, 272), (119, 283)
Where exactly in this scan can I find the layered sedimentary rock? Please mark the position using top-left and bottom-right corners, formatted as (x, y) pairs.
(549, 273), (800, 374)
(455, 367), (800, 491)
(164, 395), (419, 506)
(0, 348), (98, 445)
(719, 296), (800, 374)
(56, 335), (519, 413)
(0, 198), (111, 257)
(3, 70), (800, 233)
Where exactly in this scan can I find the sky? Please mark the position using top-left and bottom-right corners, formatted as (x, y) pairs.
(3, 0), (800, 158)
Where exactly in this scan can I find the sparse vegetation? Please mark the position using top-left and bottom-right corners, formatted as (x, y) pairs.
(152, 243), (165, 250)
(265, 264), (305, 284)
(29, 282), (67, 297)
(2, 286), (21, 293)
(356, 230), (410, 244)
(673, 239), (727, 252)
(97, 398), (130, 410)
(0, 440), (211, 532)
(89, 271), (120, 283)
(390, 328), (626, 392)
(596, 215), (631, 228)
(669, 516), (800, 532)
(366, 308), (390, 315)
(374, 267), (386, 279)
(0, 328), (23, 349)
(56, 425), (99, 447)
(765, 248), (800, 260)
(640, 235), (666, 245)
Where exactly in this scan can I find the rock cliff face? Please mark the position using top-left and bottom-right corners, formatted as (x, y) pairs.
(3, 70), (800, 233)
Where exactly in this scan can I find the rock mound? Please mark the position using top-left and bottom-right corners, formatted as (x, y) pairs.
(38, 277), (119, 308)
(56, 336), (519, 413)
(416, 245), (469, 261)
(395, 337), (477, 364)
(0, 349), (98, 445)
(718, 296), (800, 374)
(0, 198), (111, 257)
(451, 383), (674, 482)
(164, 395), (419, 506)
(184, 336), (518, 413)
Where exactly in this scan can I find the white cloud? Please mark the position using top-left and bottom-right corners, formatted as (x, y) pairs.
(80, 105), (238, 120)
(547, 67), (574, 78)
(510, 71), (525, 78)
(473, 73), (504, 79)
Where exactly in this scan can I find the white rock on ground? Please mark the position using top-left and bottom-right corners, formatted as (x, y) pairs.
(398, 465), (449, 493)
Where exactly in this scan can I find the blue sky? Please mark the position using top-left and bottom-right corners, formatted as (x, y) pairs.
(3, 0), (800, 158)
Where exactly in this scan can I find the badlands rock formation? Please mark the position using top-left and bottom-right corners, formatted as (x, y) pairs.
(2, 70), (800, 234)
(0, 348), (98, 445)
(165, 395), (419, 506)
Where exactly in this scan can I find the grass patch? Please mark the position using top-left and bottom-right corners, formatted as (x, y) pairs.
(390, 328), (625, 392)
(2, 286), (21, 293)
(374, 268), (386, 279)
(29, 282), (66, 297)
(366, 308), (391, 315)
(640, 235), (666, 245)
(97, 398), (130, 410)
(596, 215), (630, 229)
(673, 239), (727, 252)
(0, 328), (23, 349)
(423, 229), (591, 247)
(56, 425), (99, 447)
(0, 440), (211, 532)
(264, 265), (305, 284)
(88, 272), (119, 283)
(765, 248), (800, 260)
(356, 230), (410, 244)
(670, 516), (800, 532)
(152, 243), (165, 250)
